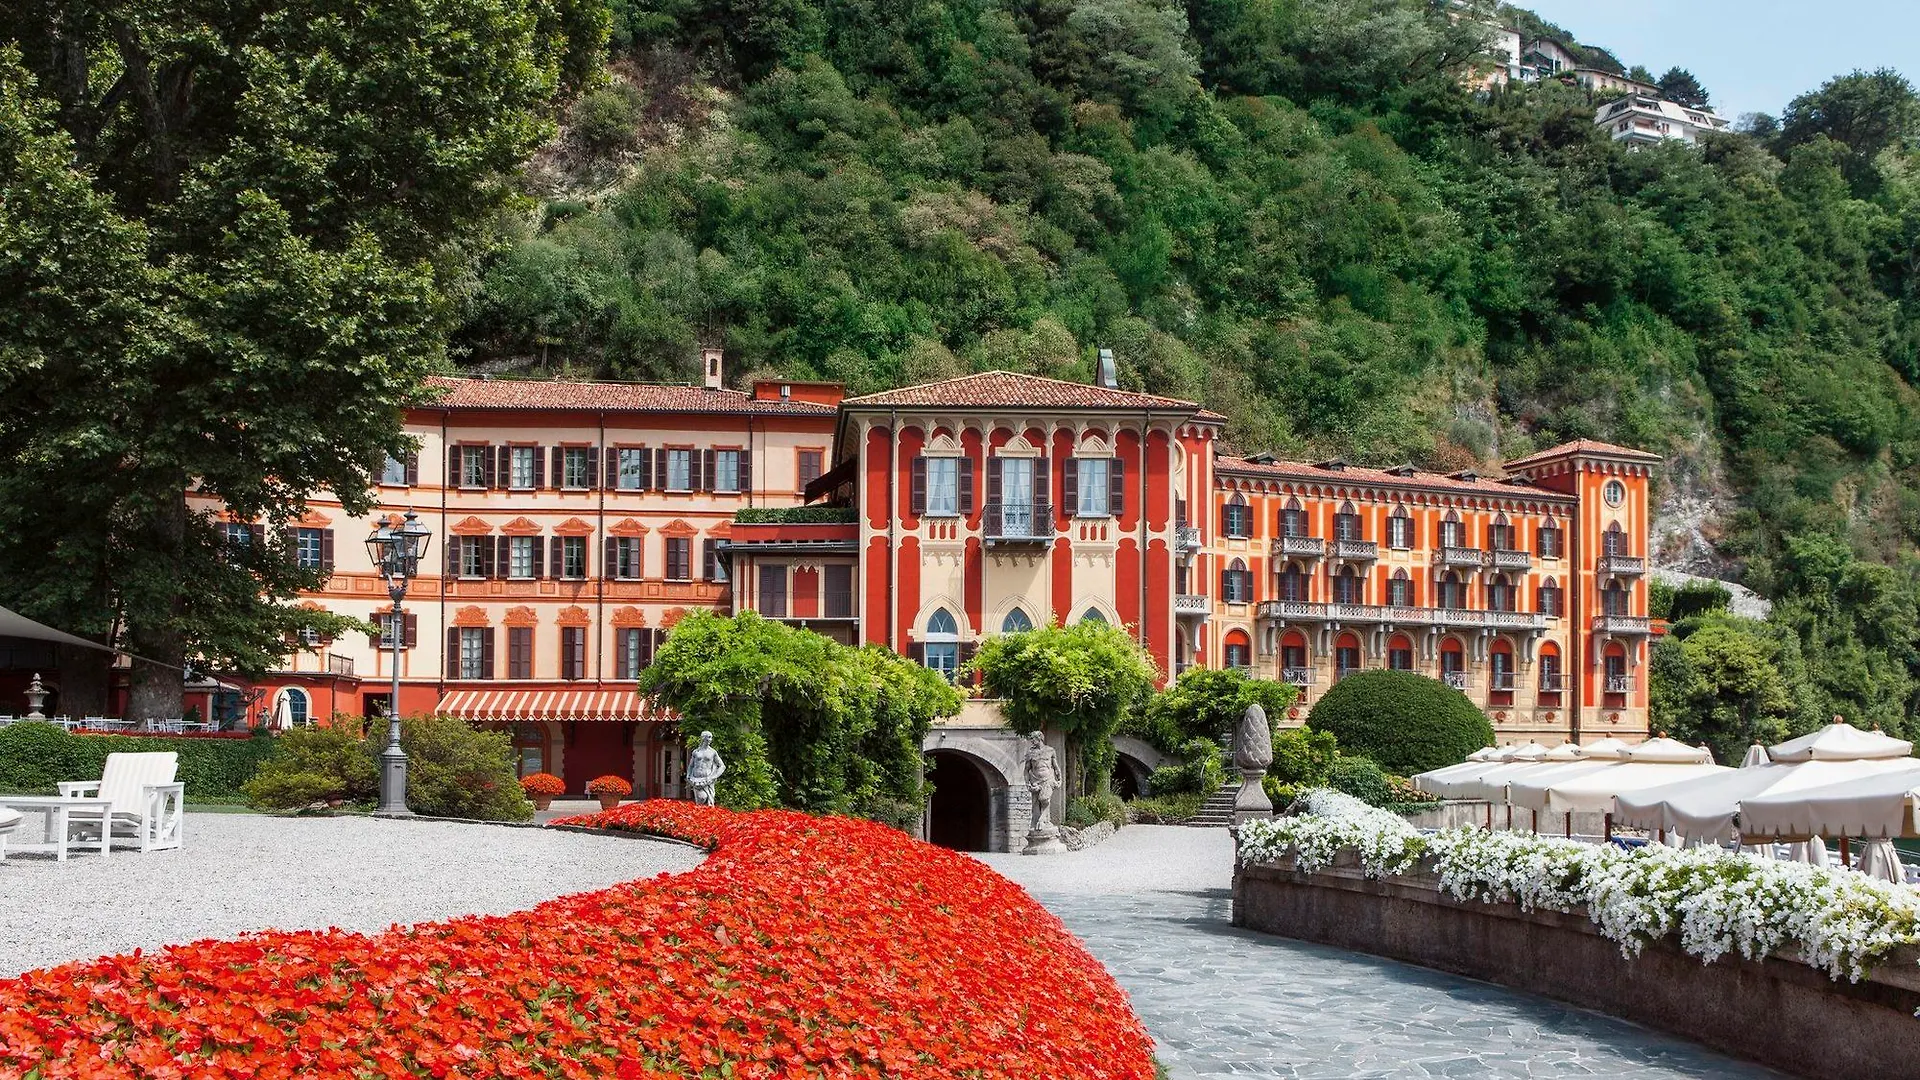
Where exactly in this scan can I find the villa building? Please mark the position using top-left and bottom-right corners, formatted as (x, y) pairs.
(155, 358), (1655, 835)
(1595, 92), (1732, 146)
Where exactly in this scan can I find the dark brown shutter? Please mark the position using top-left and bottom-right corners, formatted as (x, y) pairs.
(481, 628), (495, 680)
(318, 529), (334, 571)
(907, 642), (925, 664)
(738, 449), (751, 493)
(496, 445), (510, 488)
(585, 448), (599, 489)
(404, 613), (418, 648)
(1034, 455), (1049, 514)
(550, 446), (563, 489)
(546, 536), (558, 579)
(1110, 457), (1125, 515)
(1062, 459), (1079, 518)
(986, 457), (1001, 508)
(910, 456), (926, 514)
(478, 444), (493, 489)
(703, 539), (719, 582)
(405, 453), (419, 486)
(639, 628), (658, 669)
(446, 627), (460, 678)
(500, 535), (514, 577)
(702, 449), (715, 493)
(615, 631), (630, 680)
(249, 524), (265, 549)
(605, 447), (618, 489)
(447, 445), (460, 487)
(959, 457), (975, 514)
(604, 537), (617, 579)
(479, 535), (494, 578)
(446, 537), (460, 576)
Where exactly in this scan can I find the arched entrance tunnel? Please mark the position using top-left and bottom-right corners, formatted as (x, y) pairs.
(1112, 752), (1152, 800)
(925, 749), (995, 852)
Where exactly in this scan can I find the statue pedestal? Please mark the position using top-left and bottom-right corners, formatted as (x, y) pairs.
(1022, 826), (1068, 855)
(1232, 767), (1274, 826)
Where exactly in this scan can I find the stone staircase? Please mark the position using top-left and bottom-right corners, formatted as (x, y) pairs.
(1184, 781), (1242, 828)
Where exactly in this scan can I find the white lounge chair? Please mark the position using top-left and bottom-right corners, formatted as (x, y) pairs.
(0, 806), (19, 861)
(59, 751), (184, 853)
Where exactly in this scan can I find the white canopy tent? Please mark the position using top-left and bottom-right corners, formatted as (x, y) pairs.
(1737, 763), (1920, 840)
(1508, 737), (1728, 816)
(1451, 742), (1557, 802)
(0, 605), (117, 655)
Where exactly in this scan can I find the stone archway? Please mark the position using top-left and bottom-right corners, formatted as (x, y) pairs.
(925, 748), (1009, 853)
(1109, 735), (1172, 801)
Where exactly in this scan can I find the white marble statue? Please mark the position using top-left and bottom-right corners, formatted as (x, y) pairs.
(1023, 732), (1061, 833)
(688, 730), (726, 806)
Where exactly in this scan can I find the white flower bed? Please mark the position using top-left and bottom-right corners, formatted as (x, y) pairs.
(1239, 789), (1920, 986)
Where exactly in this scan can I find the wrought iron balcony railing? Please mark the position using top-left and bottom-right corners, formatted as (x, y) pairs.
(983, 501), (1054, 544)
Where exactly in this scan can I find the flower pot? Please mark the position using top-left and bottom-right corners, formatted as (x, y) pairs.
(596, 793), (622, 810)
(531, 794), (554, 812)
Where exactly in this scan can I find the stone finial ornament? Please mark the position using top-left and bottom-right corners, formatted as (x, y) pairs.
(1231, 702), (1275, 825)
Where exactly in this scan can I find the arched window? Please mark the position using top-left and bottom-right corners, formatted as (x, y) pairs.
(1388, 568), (1412, 608)
(1489, 513), (1514, 552)
(1080, 607), (1107, 625)
(1224, 493), (1251, 538)
(1440, 509), (1464, 549)
(1603, 522), (1626, 557)
(1001, 608), (1033, 633)
(511, 723), (546, 777)
(1223, 629), (1252, 671)
(1603, 580), (1629, 616)
(1539, 642), (1564, 693)
(1388, 505), (1412, 549)
(1537, 519), (1563, 559)
(1489, 640), (1515, 691)
(1487, 574), (1514, 612)
(1280, 631), (1309, 683)
(1280, 497), (1306, 538)
(923, 608), (960, 681)
(1604, 642), (1630, 693)
(1334, 500), (1362, 541)
(1438, 571), (1464, 610)
(1334, 565), (1362, 605)
(1334, 632), (1362, 680)
(1280, 562), (1308, 602)
(274, 687), (311, 730)
(1387, 634), (1414, 671)
(1439, 639), (1467, 688)
(1538, 579), (1563, 617)
(1222, 558), (1252, 604)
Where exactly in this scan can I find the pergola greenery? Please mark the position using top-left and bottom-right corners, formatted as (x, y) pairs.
(965, 620), (1159, 789)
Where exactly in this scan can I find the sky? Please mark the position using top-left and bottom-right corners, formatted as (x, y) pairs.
(1514, 1), (1919, 120)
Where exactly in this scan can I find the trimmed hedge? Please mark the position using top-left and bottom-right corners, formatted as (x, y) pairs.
(1305, 670), (1494, 776)
(0, 722), (276, 800)
(732, 506), (856, 524)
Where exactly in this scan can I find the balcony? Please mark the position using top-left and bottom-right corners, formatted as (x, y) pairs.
(327, 654), (355, 678)
(1598, 554), (1647, 577)
(1174, 594), (1210, 619)
(1433, 607), (1485, 628)
(1442, 671), (1471, 690)
(1256, 600), (1327, 622)
(1329, 602), (1389, 624)
(1175, 524), (1202, 552)
(1434, 546), (1485, 569)
(1332, 538), (1378, 562)
(1490, 548), (1532, 571)
(1281, 666), (1313, 685)
(1486, 610), (1547, 631)
(1605, 674), (1636, 694)
(1490, 671), (1516, 691)
(1592, 614), (1652, 635)
(983, 501), (1054, 545)
(1272, 535), (1325, 559)
(1538, 674), (1565, 692)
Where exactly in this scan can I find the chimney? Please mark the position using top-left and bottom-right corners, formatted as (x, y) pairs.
(1096, 347), (1118, 390)
(701, 347), (724, 390)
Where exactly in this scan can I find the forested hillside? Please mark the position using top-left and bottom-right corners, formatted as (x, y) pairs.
(451, 0), (1920, 742)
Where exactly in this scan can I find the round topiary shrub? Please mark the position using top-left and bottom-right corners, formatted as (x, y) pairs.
(1327, 755), (1393, 807)
(1305, 670), (1494, 776)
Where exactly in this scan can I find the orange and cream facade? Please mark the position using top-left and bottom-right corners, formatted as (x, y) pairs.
(209, 362), (1655, 796)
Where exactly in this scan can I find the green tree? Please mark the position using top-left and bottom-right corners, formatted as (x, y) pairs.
(1778, 68), (1920, 193)
(0, 0), (604, 716)
(1137, 666), (1296, 751)
(966, 620), (1160, 790)
(1651, 614), (1807, 764)
(1656, 67), (1710, 109)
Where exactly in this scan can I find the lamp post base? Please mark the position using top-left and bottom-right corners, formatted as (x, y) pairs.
(376, 745), (412, 817)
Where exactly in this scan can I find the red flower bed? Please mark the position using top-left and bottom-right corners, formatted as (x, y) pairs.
(0, 802), (1154, 1079)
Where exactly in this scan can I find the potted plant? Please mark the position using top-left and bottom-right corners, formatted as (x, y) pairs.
(586, 774), (632, 810)
(520, 772), (565, 811)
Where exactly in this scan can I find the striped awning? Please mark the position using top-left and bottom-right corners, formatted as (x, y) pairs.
(435, 688), (666, 723)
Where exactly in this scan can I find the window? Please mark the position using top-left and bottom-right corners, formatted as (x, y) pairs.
(376, 612), (416, 650)
(665, 537), (691, 582)
(998, 457), (1036, 535)
(824, 564), (854, 617)
(1604, 651), (1627, 689)
(1080, 608), (1107, 625)
(459, 627), (489, 680)
(508, 626), (533, 679)
(1281, 642), (1307, 675)
(511, 724), (545, 778)
(1002, 608), (1033, 633)
(1603, 524), (1626, 556)
(294, 527), (327, 570)
(560, 626), (586, 680)
(457, 536), (486, 578)
(1439, 515), (1463, 548)
(1539, 581), (1562, 617)
(616, 627), (657, 679)
(381, 455), (411, 486)
(1335, 645), (1361, 679)
(1388, 570), (1412, 608)
(1334, 567), (1362, 605)
(705, 539), (728, 583)
(1225, 642), (1251, 671)
(1540, 652), (1563, 691)
(713, 449), (742, 493)
(1221, 558), (1253, 604)
(222, 522), (255, 548)
(798, 450), (824, 494)
(1280, 565), (1307, 603)
(664, 449), (693, 491)
(1491, 651), (1515, 691)
(275, 688), (311, 729)
(562, 447), (592, 489)
(1224, 496), (1251, 538)
(609, 537), (641, 580)
(1488, 575), (1514, 612)
(1438, 571), (1464, 610)
(1077, 458), (1110, 517)
(1440, 648), (1464, 677)
(1334, 504), (1361, 541)
(1538, 524), (1563, 559)
(509, 446), (538, 490)
(925, 457), (959, 517)
(1604, 581), (1629, 616)
(1280, 503), (1306, 538)
(461, 445), (488, 488)
(758, 564), (786, 616)
(1388, 645), (1413, 671)
(1490, 520), (1514, 551)
(1388, 510), (1412, 550)
(923, 609), (960, 680)
(508, 536), (537, 579)
(561, 536), (587, 580)
(617, 448), (648, 490)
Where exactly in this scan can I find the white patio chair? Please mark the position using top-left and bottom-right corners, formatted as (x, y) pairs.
(59, 751), (184, 853)
(0, 806), (19, 861)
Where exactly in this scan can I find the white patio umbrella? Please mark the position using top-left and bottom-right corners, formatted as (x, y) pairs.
(1767, 720), (1913, 763)
(1411, 746), (1500, 797)
(1736, 762), (1920, 840)
(1740, 743), (1769, 768)
(1452, 742), (1555, 802)
(1615, 756), (1918, 845)
(1783, 839), (1831, 867)
(1415, 743), (1530, 799)
(1508, 737), (1728, 817)
(1857, 839), (1905, 884)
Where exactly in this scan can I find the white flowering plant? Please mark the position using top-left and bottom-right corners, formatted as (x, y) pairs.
(1238, 789), (1920, 987)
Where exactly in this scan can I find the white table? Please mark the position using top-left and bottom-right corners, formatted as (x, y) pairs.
(0, 796), (112, 861)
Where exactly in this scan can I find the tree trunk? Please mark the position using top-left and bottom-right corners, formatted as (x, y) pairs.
(54, 644), (111, 717)
(125, 495), (189, 720)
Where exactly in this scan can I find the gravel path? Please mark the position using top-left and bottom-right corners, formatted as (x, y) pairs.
(980, 826), (1780, 1079)
(0, 812), (702, 978)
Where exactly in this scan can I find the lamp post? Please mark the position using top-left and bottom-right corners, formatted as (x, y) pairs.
(366, 508), (431, 816)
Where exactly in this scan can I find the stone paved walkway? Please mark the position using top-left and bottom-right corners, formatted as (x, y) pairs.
(979, 826), (1783, 1079)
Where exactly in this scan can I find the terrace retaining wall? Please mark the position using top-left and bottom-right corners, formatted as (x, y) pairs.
(1234, 853), (1920, 1080)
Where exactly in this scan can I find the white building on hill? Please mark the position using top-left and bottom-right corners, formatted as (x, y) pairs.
(1595, 93), (1733, 146)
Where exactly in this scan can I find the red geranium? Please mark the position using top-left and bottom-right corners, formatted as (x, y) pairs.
(519, 772), (565, 796)
(584, 774), (632, 796)
(0, 803), (1155, 1079)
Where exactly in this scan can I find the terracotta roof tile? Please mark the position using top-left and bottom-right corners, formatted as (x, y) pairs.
(839, 371), (1209, 413)
(1503, 438), (1661, 469)
(423, 376), (837, 415)
(1216, 456), (1574, 501)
